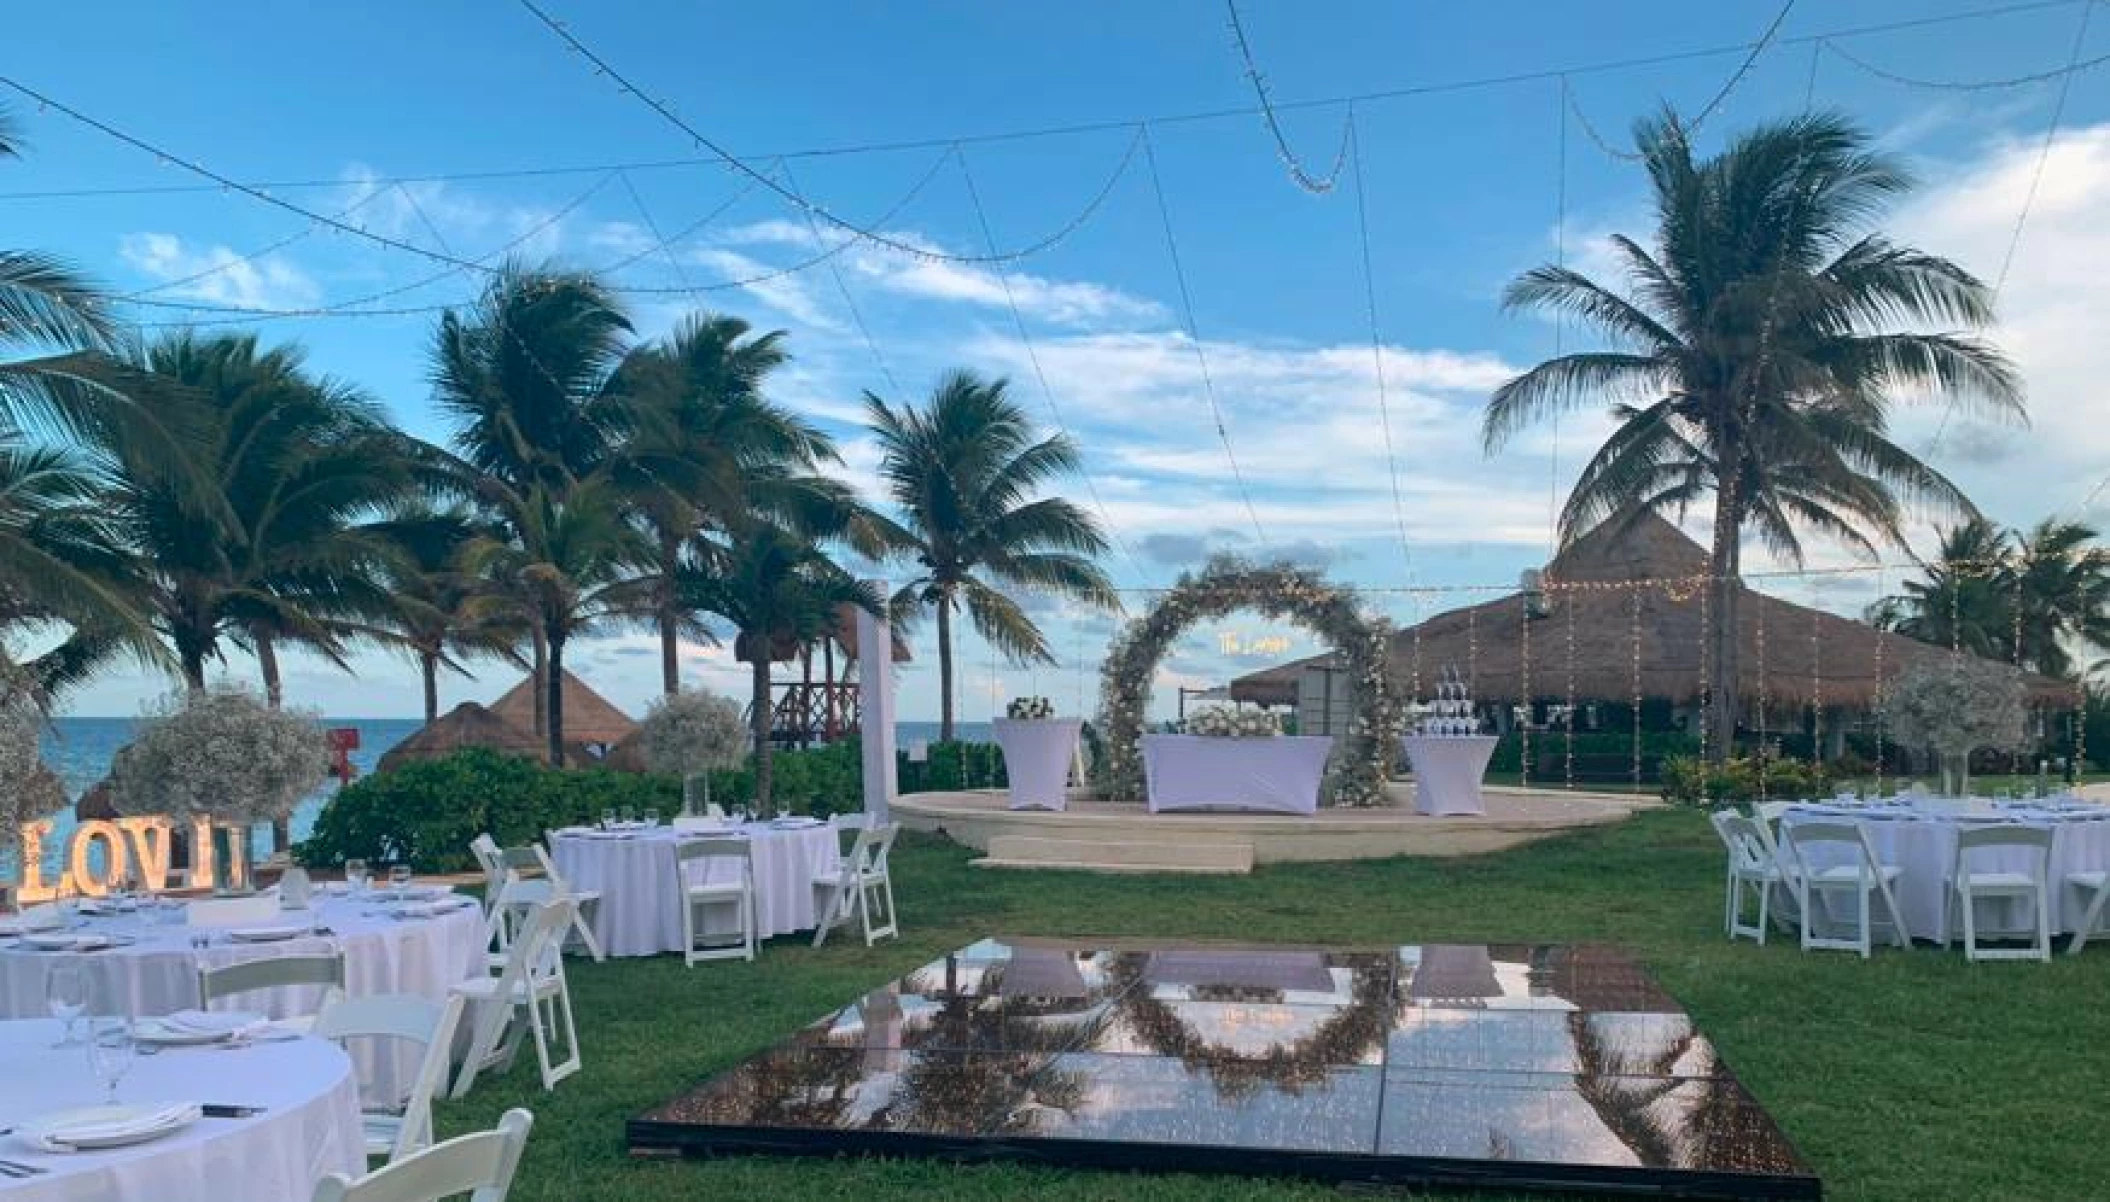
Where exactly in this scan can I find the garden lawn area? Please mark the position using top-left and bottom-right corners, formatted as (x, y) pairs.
(435, 809), (2110, 1202)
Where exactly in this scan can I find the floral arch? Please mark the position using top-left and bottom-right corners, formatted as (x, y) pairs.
(1096, 556), (1400, 808)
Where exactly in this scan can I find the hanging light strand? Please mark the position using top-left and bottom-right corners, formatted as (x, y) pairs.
(1346, 108), (1418, 585)
(1222, 0), (1353, 193)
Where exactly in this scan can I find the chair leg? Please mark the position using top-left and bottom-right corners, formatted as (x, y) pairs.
(856, 879), (875, 947)
(1724, 869), (1737, 939)
(812, 884), (839, 949)
(2069, 884), (2110, 955)
(1756, 877), (1769, 947)
(881, 874), (898, 940)
(2035, 882), (2051, 962)
(571, 904), (606, 963)
(1961, 886), (1979, 962)
(1798, 883), (1815, 952)
(1857, 886), (1871, 959)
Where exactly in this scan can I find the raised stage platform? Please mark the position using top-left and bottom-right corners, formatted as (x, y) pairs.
(893, 783), (1654, 873)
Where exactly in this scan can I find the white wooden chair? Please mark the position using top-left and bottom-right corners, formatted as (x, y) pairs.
(1944, 824), (2053, 962)
(311, 1107), (533, 1202)
(198, 952), (346, 1032)
(490, 845), (603, 962)
(313, 993), (468, 1164)
(677, 838), (757, 965)
(1710, 810), (1783, 944)
(1782, 820), (1910, 958)
(2068, 868), (2110, 954)
(1753, 799), (1793, 831)
(671, 808), (726, 831)
(469, 835), (507, 914)
(449, 898), (580, 1098)
(812, 823), (899, 949)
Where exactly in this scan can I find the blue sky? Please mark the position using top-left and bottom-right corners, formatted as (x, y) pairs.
(7, 1), (2110, 721)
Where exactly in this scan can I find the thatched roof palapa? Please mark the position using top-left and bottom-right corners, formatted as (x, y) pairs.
(489, 670), (637, 748)
(1232, 513), (2079, 710)
(376, 701), (547, 773)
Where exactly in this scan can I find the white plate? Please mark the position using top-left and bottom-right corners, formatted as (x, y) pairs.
(22, 933), (118, 952)
(131, 1011), (263, 1045)
(228, 924), (310, 943)
(20, 1103), (201, 1151)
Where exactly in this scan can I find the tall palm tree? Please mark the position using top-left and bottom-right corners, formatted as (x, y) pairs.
(1873, 518), (2110, 681)
(106, 332), (411, 697)
(372, 505), (528, 721)
(607, 313), (841, 696)
(1485, 110), (2024, 761)
(1868, 517), (2014, 660)
(431, 264), (633, 736)
(865, 370), (1116, 741)
(0, 438), (159, 696)
(466, 477), (651, 765)
(2011, 519), (2110, 681)
(686, 524), (873, 810)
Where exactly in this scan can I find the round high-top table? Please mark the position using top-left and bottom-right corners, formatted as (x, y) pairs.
(550, 822), (843, 958)
(0, 1018), (365, 1202)
(992, 718), (1082, 811)
(0, 890), (484, 1104)
(1400, 735), (1499, 817)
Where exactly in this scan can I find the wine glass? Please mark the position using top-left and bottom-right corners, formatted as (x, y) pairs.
(617, 806), (635, 828)
(599, 808), (616, 832)
(643, 808), (660, 830)
(87, 1018), (136, 1103)
(46, 962), (88, 1048)
(344, 857), (370, 895)
(388, 865), (413, 892)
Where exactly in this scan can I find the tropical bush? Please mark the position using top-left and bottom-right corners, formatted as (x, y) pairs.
(0, 673), (64, 843)
(107, 688), (329, 823)
(1659, 753), (1830, 807)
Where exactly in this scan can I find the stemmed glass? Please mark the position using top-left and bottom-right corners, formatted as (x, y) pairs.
(87, 1018), (136, 1103)
(599, 808), (616, 832)
(388, 865), (413, 892)
(46, 962), (88, 1048)
(643, 808), (660, 830)
(344, 858), (370, 895)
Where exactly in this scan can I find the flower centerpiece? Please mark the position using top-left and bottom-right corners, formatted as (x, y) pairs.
(1006, 696), (1055, 721)
(1183, 705), (1281, 739)
(637, 689), (749, 815)
(1881, 657), (2029, 796)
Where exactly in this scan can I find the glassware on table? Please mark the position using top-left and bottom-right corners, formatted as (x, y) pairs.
(643, 808), (660, 829)
(344, 857), (370, 895)
(387, 865), (413, 891)
(87, 1018), (136, 1103)
(46, 962), (88, 1048)
(600, 808), (616, 831)
(617, 806), (635, 827)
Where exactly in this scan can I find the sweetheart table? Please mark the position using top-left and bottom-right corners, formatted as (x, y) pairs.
(1141, 734), (1335, 815)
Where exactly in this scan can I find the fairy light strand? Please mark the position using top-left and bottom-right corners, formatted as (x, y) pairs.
(1346, 109), (1418, 586)
(1223, 0), (1354, 193)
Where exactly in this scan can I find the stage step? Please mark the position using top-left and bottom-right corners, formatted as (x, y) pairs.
(974, 835), (1254, 875)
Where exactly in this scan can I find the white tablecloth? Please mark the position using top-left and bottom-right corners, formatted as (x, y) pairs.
(1779, 803), (2110, 941)
(1401, 735), (1499, 816)
(0, 1018), (365, 1202)
(550, 823), (842, 957)
(993, 719), (1081, 811)
(1141, 735), (1334, 815)
(0, 891), (485, 1105)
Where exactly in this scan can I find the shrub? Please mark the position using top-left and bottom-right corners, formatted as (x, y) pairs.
(1659, 753), (1830, 807)
(898, 740), (1008, 794)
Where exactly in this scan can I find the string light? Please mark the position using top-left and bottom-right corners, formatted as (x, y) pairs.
(1825, 32), (2110, 91)
(1696, 572), (1710, 768)
(1874, 562), (1888, 795)
(1222, 0), (1353, 194)
(1810, 604), (1824, 761)
(1564, 582), (1578, 792)
(1346, 109), (1417, 585)
(1689, 0), (1797, 131)
(1631, 585), (1645, 791)
(1520, 588), (1533, 792)
(1756, 600), (1769, 799)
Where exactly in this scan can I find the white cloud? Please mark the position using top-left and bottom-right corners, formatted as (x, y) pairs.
(335, 164), (572, 262)
(687, 247), (845, 332)
(118, 233), (322, 309)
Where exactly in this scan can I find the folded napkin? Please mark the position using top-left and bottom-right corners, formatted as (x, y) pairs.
(162, 1009), (265, 1035)
(30, 1103), (202, 1152)
(391, 896), (472, 919)
(771, 816), (823, 828)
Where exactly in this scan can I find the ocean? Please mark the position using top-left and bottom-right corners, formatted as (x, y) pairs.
(26, 717), (986, 877)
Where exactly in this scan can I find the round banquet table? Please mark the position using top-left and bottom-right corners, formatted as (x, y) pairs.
(1400, 735), (1500, 817)
(1779, 802), (2110, 942)
(0, 891), (484, 1106)
(0, 1017), (365, 1202)
(550, 822), (843, 958)
(992, 718), (1082, 812)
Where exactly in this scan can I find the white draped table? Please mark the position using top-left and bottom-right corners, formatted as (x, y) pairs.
(0, 891), (484, 1105)
(1779, 802), (2110, 941)
(0, 1018), (365, 1202)
(1400, 735), (1500, 817)
(1141, 734), (1335, 815)
(550, 822), (843, 958)
(992, 718), (1082, 811)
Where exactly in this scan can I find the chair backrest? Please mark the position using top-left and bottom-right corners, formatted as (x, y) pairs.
(499, 846), (546, 878)
(470, 835), (506, 900)
(311, 1107), (534, 1202)
(496, 897), (576, 993)
(671, 814), (724, 832)
(1782, 820), (1879, 881)
(1954, 823), (2054, 878)
(677, 837), (753, 867)
(201, 952), (346, 1007)
(844, 823), (899, 880)
(1712, 811), (1775, 875)
(1753, 800), (1792, 828)
(313, 993), (468, 1159)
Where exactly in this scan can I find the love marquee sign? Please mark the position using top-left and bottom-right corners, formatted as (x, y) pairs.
(11, 816), (252, 903)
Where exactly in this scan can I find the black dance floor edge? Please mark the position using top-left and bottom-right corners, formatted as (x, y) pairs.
(627, 939), (1822, 1201)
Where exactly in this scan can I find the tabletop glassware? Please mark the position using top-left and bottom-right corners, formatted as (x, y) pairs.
(388, 865), (413, 891)
(600, 808), (616, 831)
(344, 857), (370, 894)
(46, 962), (88, 1048)
(87, 1018), (137, 1103)
(617, 806), (635, 827)
(643, 808), (660, 829)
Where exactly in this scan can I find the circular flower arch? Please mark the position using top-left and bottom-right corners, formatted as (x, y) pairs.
(1096, 556), (1399, 807)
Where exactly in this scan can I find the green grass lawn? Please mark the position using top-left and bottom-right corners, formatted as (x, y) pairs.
(435, 810), (2110, 1202)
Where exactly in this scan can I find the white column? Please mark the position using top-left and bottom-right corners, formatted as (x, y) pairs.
(858, 581), (898, 824)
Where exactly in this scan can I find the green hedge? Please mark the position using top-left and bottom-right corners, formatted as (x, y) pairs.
(1658, 753), (1830, 808)
(1485, 731), (1700, 774)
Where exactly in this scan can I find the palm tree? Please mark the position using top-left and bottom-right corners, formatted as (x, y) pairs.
(1873, 518), (2110, 681)
(0, 438), (159, 696)
(1868, 517), (2014, 660)
(1485, 110), (2024, 761)
(686, 524), (873, 810)
(373, 505), (527, 721)
(865, 370), (1116, 741)
(2011, 519), (2110, 681)
(106, 332), (411, 697)
(607, 313), (841, 696)
(466, 477), (650, 765)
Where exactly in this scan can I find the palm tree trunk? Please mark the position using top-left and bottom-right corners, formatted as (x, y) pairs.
(256, 633), (282, 710)
(420, 651), (440, 723)
(660, 531), (682, 697)
(1706, 488), (1744, 766)
(751, 650), (775, 814)
(937, 594), (955, 743)
(179, 643), (208, 694)
(530, 626), (548, 736)
(546, 628), (567, 768)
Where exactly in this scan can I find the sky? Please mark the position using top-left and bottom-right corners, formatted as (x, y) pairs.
(6, 0), (2110, 722)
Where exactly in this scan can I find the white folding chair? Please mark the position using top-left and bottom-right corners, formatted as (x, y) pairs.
(311, 1107), (534, 1202)
(1782, 820), (1910, 958)
(469, 835), (507, 915)
(677, 838), (757, 965)
(314, 993), (468, 1164)
(492, 845), (603, 962)
(1945, 824), (2053, 963)
(1753, 799), (1793, 831)
(671, 812), (726, 831)
(811, 823), (899, 949)
(449, 898), (581, 1098)
(198, 952), (346, 1032)
(1710, 811), (1784, 944)
(2068, 868), (2110, 954)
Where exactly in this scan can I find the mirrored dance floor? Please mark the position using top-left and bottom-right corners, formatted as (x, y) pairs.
(630, 939), (1820, 1199)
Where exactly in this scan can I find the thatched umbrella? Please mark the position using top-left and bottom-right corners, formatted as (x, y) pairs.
(488, 670), (637, 762)
(376, 702), (546, 774)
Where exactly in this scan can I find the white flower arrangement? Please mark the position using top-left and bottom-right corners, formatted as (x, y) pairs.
(1182, 705), (1281, 738)
(638, 689), (749, 776)
(1006, 696), (1055, 720)
(106, 687), (330, 824)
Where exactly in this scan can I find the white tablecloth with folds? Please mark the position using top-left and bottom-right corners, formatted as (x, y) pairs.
(550, 823), (842, 957)
(0, 892), (484, 1105)
(1401, 735), (1499, 816)
(993, 719), (1081, 811)
(1779, 802), (2110, 941)
(1141, 734), (1334, 815)
(0, 1017), (365, 1202)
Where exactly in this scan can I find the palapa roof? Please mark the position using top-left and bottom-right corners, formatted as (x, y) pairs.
(488, 669), (637, 747)
(376, 701), (546, 773)
(735, 602), (913, 665)
(1233, 512), (2079, 710)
